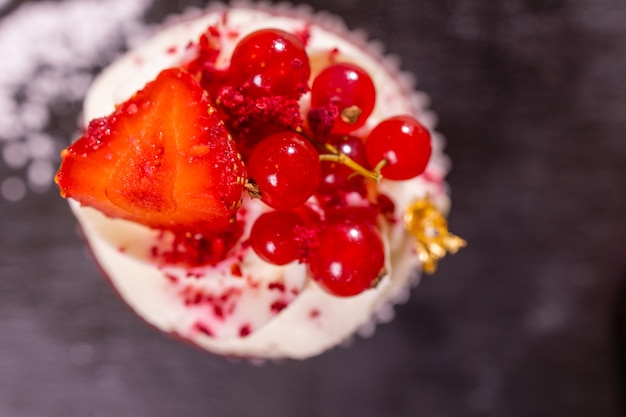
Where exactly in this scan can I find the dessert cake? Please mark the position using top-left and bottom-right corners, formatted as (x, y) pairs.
(55, 4), (465, 360)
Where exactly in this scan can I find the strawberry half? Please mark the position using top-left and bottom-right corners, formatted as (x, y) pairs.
(56, 68), (245, 233)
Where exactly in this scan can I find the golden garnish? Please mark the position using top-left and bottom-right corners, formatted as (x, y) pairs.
(244, 181), (262, 199)
(340, 105), (362, 125)
(404, 197), (466, 274)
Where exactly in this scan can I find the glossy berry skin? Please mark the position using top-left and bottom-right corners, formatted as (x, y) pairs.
(365, 116), (432, 180)
(247, 132), (321, 210)
(311, 63), (376, 134)
(318, 135), (369, 195)
(308, 219), (385, 297)
(249, 210), (302, 265)
(229, 29), (310, 99)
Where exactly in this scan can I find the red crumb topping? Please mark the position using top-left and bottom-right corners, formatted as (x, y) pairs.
(230, 263), (243, 277)
(185, 26), (227, 98)
(214, 304), (224, 319)
(156, 220), (244, 267)
(309, 309), (320, 319)
(165, 273), (178, 284)
(376, 193), (397, 223)
(218, 85), (303, 131)
(239, 324), (252, 337)
(245, 276), (259, 290)
(294, 25), (311, 46)
(181, 286), (241, 322)
(270, 300), (288, 314)
(268, 282), (286, 292)
(194, 322), (214, 336)
(306, 103), (339, 139)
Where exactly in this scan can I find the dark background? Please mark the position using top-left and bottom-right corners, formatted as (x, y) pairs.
(1, 0), (625, 416)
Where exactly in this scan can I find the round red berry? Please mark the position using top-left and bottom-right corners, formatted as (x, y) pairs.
(365, 116), (432, 180)
(249, 210), (302, 265)
(229, 29), (310, 98)
(247, 132), (321, 210)
(308, 219), (385, 297)
(318, 135), (369, 195)
(310, 63), (376, 134)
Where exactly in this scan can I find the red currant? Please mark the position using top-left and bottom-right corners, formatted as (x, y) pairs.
(228, 29), (310, 99)
(365, 116), (432, 180)
(324, 204), (379, 226)
(249, 210), (301, 265)
(310, 63), (376, 134)
(308, 218), (385, 297)
(247, 132), (321, 210)
(318, 135), (369, 195)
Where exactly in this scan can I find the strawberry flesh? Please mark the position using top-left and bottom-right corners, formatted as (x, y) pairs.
(56, 68), (245, 233)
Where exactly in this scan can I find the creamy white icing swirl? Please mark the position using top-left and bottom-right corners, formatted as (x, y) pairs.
(70, 5), (451, 359)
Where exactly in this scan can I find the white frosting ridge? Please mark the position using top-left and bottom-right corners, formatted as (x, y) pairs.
(71, 5), (450, 360)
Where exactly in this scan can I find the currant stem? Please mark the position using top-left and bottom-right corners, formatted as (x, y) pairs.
(244, 181), (262, 199)
(319, 146), (381, 182)
(373, 158), (388, 173)
(296, 127), (382, 183)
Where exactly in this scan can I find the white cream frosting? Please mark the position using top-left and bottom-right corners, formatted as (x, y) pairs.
(70, 5), (451, 360)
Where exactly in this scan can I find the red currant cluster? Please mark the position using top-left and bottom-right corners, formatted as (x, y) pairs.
(186, 27), (432, 297)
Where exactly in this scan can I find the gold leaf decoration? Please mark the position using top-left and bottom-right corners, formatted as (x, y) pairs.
(404, 197), (466, 274)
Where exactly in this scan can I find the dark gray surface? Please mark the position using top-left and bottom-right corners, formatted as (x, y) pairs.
(1, 0), (625, 416)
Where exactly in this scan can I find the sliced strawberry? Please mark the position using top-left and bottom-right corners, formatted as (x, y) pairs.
(56, 68), (245, 233)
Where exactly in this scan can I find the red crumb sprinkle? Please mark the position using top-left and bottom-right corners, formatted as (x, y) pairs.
(239, 324), (252, 337)
(293, 223), (320, 262)
(230, 263), (243, 277)
(329, 47), (340, 63)
(246, 276), (260, 290)
(309, 309), (320, 319)
(165, 273), (178, 284)
(194, 322), (214, 336)
(158, 221), (244, 267)
(376, 193), (397, 223)
(179, 287), (240, 321)
(226, 29), (239, 39)
(185, 270), (203, 279)
(166, 45), (177, 54)
(214, 304), (224, 319)
(307, 103), (339, 139)
(217, 85), (303, 133)
(270, 300), (288, 314)
(208, 25), (220, 37)
(118, 246), (126, 253)
(184, 25), (226, 98)
(294, 25), (311, 46)
(268, 282), (285, 292)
